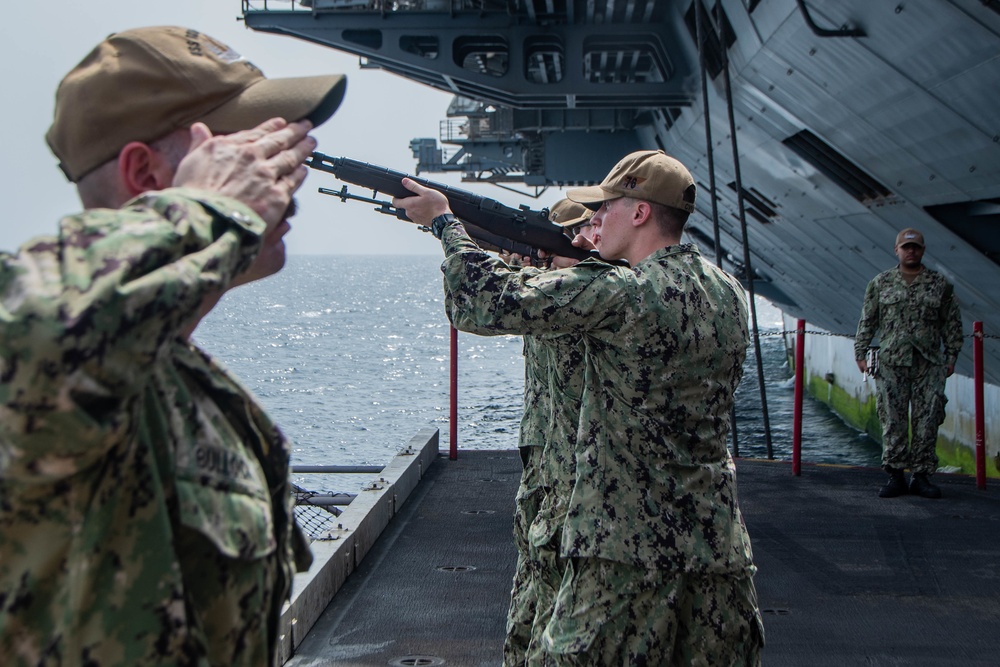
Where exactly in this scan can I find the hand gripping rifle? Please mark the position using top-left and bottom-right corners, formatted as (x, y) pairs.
(306, 153), (593, 262)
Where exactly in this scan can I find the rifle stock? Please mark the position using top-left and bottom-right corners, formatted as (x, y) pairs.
(307, 152), (593, 261)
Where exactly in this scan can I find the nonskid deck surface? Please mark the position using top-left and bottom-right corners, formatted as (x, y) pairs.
(286, 451), (999, 666)
(740, 459), (999, 666)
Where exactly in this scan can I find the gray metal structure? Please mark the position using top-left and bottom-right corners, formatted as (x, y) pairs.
(285, 449), (1000, 666)
(243, 0), (1000, 382)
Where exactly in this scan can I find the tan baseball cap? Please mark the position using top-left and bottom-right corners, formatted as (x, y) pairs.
(895, 228), (925, 248)
(548, 199), (592, 227)
(47, 26), (348, 182)
(567, 150), (696, 214)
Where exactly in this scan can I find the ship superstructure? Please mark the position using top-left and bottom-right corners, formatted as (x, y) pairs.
(242, 0), (1000, 467)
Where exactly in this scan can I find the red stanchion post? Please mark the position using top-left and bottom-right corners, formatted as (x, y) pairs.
(974, 321), (985, 489)
(792, 319), (805, 476)
(450, 325), (458, 460)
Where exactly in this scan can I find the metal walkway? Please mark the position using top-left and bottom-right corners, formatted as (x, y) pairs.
(286, 451), (1000, 666)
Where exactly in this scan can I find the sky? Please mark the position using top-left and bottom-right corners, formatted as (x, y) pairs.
(0, 1), (569, 255)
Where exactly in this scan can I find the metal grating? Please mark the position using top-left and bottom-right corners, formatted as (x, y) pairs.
(293, 484), (347, 539)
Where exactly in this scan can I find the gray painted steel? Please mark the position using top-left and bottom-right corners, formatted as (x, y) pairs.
(277, 428), (441, 663)
(286, 449), (520, 666)
(284, 449), (1000, 665)
(245, 0), (1000, 383)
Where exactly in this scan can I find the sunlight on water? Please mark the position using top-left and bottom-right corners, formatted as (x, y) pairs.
(194, 256), (880, 491)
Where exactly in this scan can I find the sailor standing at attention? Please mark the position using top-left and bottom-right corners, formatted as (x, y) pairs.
(393, 150), (764, 666)
(855, 228), (964, 499)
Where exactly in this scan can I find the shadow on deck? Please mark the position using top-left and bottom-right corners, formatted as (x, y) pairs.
(286, 451), (999, 667)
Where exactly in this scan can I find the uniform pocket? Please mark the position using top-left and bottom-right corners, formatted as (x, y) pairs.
(543, 558), (603, 654)
(176, 479), (276, 560)
(879, 289), (904, 314)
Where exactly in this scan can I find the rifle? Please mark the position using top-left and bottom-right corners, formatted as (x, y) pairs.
(307, 153), (593, 262)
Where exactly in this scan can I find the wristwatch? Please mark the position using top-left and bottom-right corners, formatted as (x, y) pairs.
(430, 213), (457, 239)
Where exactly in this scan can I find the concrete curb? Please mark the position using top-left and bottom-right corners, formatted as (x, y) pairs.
(276, 427), (440, 664)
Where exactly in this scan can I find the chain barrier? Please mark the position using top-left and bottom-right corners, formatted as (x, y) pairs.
(752, 327), (992, 383)
(757, 330), (853, 338)
(756, 330), (998, 340)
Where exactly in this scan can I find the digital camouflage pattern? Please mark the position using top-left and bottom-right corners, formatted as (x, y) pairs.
(505, 333), (550, 664)
(504, 335), (583, 666)
(439, 222), (756, 574)
(0, 190), (310, 666)
(542, 558), (763, 666)
(505, 290), (549, 666)
(530, 334), (586, 550)
(519, 334), (550, 451)
(506, 443), (543, 666)
(855, 266), (963, 472)
(466, 258), (587, 665)
(854, 267), (963, 368)
(523, 333), (586, 667)
(875, 358), (947, 473)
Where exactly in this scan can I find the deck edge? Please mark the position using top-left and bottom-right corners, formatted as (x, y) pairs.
(275, 427), (441, 664)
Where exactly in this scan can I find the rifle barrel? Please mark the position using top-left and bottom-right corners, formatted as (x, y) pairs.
(307, 153), (592, 261)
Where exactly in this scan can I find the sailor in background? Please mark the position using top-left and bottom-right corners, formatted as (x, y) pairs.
(855, 228), (964, 499)
(394, 150), (763, 666)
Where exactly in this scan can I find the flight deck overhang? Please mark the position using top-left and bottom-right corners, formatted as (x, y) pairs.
(242, 0), (1000, 385)
(242, 3), (698, 111)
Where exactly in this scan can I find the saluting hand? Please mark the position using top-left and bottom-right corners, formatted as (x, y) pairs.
(172, 118), (316, 233)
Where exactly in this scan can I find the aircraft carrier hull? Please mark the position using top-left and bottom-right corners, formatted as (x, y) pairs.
(242, 0), (1000, 473)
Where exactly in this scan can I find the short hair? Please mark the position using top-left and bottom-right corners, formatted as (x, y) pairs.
(648, 192), (693, 238)
(76, 130), (191, 209)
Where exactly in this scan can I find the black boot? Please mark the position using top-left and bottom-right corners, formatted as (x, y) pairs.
(909, 473), (942, 499)
(878, 467), (908, 498)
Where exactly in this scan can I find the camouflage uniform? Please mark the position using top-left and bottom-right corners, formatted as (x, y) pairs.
(439, 222), (763, 665)
(523, 334), (586, 667)
(505, 334), (548, 666)
(854, 267), (963, 473)
(0, 189), (310, 667)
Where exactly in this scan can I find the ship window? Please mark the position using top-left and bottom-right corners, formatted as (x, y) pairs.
(454, 36), (508, 77)
(525, 36), (564, 84)
(782, 130), (892, 203)
(343, 30), (382, 50)
(582, 36), (671, 83)
(401, 35), (438, 59)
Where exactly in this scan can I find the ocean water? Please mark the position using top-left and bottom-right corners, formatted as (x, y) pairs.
(194, 255), (881, 492)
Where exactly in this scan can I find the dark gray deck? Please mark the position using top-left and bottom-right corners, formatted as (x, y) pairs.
(287, 451), (1000, 667)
